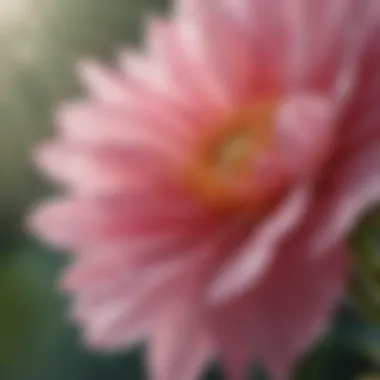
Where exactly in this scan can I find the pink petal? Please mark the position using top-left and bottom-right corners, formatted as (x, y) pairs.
(209, 243), (348, 380)
(301, 141), (380, 256)
(176, 0), (255, 105)
(340, 105), (380, 157)
(77, 60), (131, 103)
(77, 260), (192, 350)
(28, 194), (214, 248)
(79, 52), (219, 133)
(148, 296), (213, 380)
(175, 0), (252, 107)
(33, 143), (183, 194)
(117, 47), (221, 127)
(143, 17), (227, 120)
(275, 94), (337, 178)
(220, 0), (293, 94)
(208, 186), (310, 304)
(339, 28), (380, 153)
(118, 49), (175, 100)
(285, 0), (363, 91)
(60, 222), (222, 293)
(34, 143), (151, 194)
(56, 102), (194, 147)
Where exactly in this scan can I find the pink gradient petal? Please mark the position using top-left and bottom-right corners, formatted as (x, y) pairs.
(77, 260), (192, 349)
(338, 29), (380, 153)
(148, 296), (212, 380)
(116, 44), (225, 129)
(301, 142), (380, 256)
(176, 0), (255, 104)
(219, 0), (293, 94)
(59, 224), (222, 293)
(175, 0), (248, 107)
(77, 60), (131, 103)
(276, 94), (337, 179)
(118, 49), (178, 102)
(66, 215), (254, 344)
(28, 193), (216, 248)
(68, 216), (248, 305)
(144, 18), (224, 116)
(34, 143), (152, 194)
(285, 0), (364, 91)
(74, 219), (245, 352)
(117, 46), (224, 127)
(340, 106), (380, 156)
(33, 143), (185, 194)
(56, 102), (195, 147)
(208, 187), (310, 304)
(210, 243), (348, 380)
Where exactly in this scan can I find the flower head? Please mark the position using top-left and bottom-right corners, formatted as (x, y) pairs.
(29, 0), (380, 379)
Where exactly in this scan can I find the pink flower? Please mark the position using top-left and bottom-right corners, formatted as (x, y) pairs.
(29, 0), (380, 379)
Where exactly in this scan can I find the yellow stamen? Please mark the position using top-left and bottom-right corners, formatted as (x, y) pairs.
(183, 101), (281, 212)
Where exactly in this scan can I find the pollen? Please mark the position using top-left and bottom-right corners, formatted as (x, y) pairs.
(184, 101), (284, 212)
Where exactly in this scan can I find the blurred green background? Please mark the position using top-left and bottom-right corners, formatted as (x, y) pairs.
(0, 0), (380, 379)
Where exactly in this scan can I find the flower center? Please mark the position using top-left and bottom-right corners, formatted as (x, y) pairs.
(184, 101), (286, 213)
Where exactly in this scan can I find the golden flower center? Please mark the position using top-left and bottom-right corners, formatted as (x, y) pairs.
(184, 101), (282, 212)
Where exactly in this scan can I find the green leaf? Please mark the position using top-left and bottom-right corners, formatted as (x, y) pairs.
(0, 256), (49, 366)
(350, 207), (380, 325)
(0, 241), (64, 379)
(357, 375), (380, 380)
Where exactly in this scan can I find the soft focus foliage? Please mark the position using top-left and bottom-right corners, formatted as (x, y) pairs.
(0, 0), (167, 228)
(0, 254), (43, 364)
(351, 207), (380, 324)
(0, 246), (58, 379)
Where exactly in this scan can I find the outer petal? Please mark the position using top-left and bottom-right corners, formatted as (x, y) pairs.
(28, 193), (215, 249)
(33, 143), (185, 195)
(77, 60), (131, 103)
(297, 142), (380, 257)
(284, 0), (369, 92)
(143, 17), (229, 118)
(218, 0), (293, 94)
(56, 102), (195, 147)
(175, 0), (255, 106)
(209, 243), (349, 380)
(148, 296), (213, 380)
(275, 94), (337, 179)
(220, 0), (371, 93)
(61, 216), (252, 353)
(339, 17), (380, 153)
(75, 260), (193, 350)
(208, 187), (310, 303)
